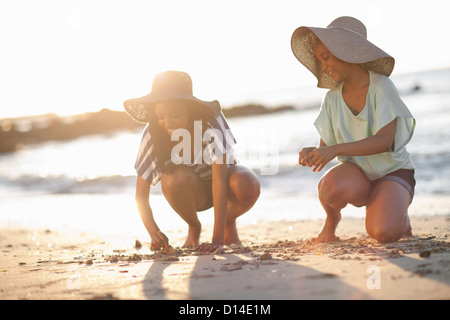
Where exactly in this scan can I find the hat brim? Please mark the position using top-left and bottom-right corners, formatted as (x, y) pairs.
(123, 94), (221, 124)
(291, 26), (395, 89)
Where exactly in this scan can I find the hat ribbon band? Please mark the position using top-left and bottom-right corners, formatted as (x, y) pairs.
(326, 26), (365, 38)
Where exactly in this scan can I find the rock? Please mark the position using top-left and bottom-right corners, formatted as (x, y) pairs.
(214, 247), (225, 254)
(162, 245), (175, 255)
(259, 253), (272, 260)
(419, 250), (431, 258)
(134, 239), (142, 249)
(127, 254), (142, 261)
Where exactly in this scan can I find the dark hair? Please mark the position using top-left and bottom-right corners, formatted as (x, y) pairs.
(148, 102), (213, 173)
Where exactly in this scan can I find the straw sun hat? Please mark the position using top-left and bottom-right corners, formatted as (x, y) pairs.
(291, 16), (395, 89)
(124, 71), (221, 124)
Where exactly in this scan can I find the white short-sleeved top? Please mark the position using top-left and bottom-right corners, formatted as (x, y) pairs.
(314, 71), (415, 180)
(135, 113), (236, 186)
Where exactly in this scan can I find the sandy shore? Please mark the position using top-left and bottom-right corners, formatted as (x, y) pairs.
(1, 215), (449, 301)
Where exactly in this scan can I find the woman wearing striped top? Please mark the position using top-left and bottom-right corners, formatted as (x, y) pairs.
(124, 71), (260, 253)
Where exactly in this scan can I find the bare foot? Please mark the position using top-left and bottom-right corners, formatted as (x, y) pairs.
(224, 221), (240, 246)
(196, 242), (223, 253)
(316, 214), (341, 243)
(316, 231), (340, 243)
(183, 225), (201, 249)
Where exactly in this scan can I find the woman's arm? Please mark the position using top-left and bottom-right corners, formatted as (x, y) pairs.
(196, 155), (228, 252)
(135, 176), (169, 249)
(302, 118), (397, 172)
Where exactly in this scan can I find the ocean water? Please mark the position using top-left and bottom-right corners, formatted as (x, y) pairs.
(1, 68), (450, 235)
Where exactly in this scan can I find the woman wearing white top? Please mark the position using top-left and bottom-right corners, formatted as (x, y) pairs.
(291, 17), (416, 243)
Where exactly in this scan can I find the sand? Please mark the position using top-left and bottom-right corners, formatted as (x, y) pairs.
(1, 215), (449, 301)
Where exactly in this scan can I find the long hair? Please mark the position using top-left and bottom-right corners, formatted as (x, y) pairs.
(148, 103), (213, 173)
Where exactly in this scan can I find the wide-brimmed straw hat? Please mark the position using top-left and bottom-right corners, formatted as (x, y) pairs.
(291, 16), (395, 89)
(123, 71), (221, 124)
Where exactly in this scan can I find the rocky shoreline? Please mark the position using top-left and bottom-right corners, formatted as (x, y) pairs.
(0, 104), (295, 154)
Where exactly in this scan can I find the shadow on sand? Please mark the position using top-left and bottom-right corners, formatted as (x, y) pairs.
(141, 251), (371, 300)
(140, 234), (450, 300)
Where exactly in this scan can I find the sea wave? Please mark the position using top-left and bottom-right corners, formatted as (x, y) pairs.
(0, 174), (139, 196)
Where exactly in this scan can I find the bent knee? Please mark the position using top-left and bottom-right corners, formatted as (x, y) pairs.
(318, 174), (344, 205)
(366, 226), (402, 244)
(318, 170), (370, 207)
(229, 172), (260, 204)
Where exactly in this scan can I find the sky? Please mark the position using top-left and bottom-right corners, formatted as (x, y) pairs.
(1, 0), (449, 118)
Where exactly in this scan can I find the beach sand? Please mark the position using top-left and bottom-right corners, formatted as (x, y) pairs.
(1, 214), (449, 301)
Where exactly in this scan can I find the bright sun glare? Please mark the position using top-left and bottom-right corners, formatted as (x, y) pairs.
(0, 0), (449, 118)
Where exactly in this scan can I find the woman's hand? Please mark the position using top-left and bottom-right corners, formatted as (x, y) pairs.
(302, 145), (338, 172)
(299, 147), (317, 166)
(150, 230), (169, 250)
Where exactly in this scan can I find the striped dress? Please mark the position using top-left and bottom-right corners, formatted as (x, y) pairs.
(134, 113), (237, 186)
